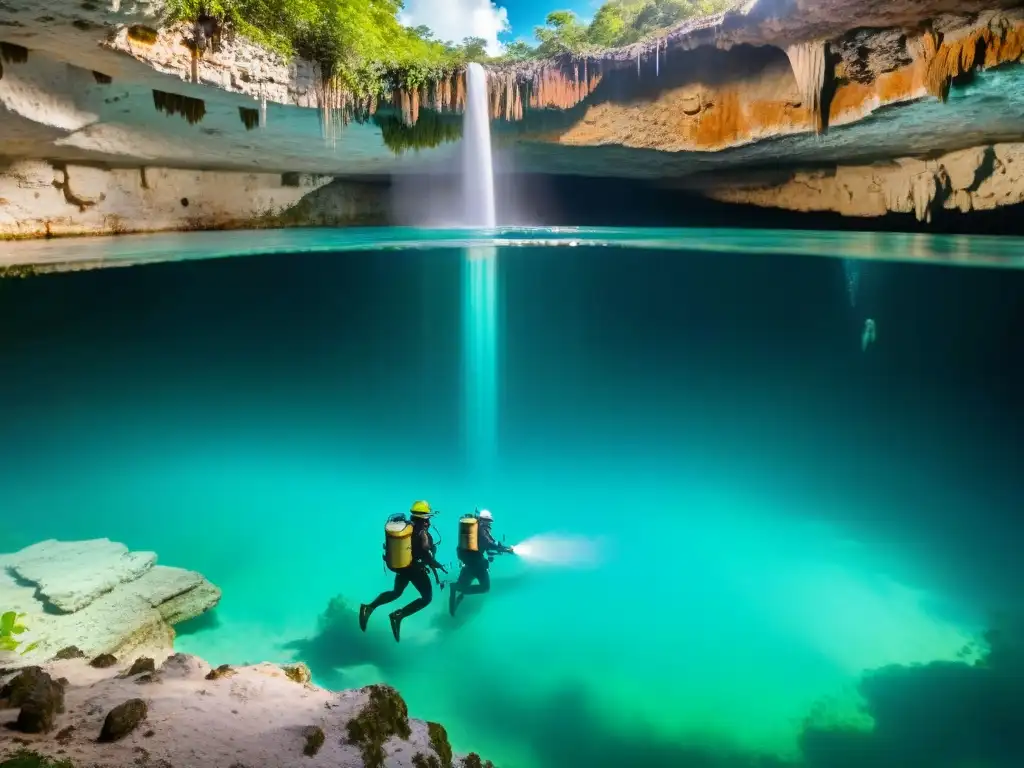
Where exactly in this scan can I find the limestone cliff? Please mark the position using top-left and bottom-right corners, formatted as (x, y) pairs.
(1, 0), (1024, 236)
(690, 144), (1024, 223)
(0, 160), (386, 238)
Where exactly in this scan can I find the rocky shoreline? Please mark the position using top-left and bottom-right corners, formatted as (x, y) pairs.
(0, 539), (492, 768)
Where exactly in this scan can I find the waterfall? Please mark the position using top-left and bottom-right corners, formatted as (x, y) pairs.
(460, 63), (498, 476)
(462, 63), (496, 228)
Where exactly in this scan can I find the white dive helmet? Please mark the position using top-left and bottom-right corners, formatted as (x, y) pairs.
(478, 509), (493, 521)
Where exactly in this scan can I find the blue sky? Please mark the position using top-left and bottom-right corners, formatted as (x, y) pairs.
(502, 0), (599, 41)
(401, 0), (602, 55)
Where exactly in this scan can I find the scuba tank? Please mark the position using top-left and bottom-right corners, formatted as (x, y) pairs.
(458, 512), (480, 552)
(383, 513), (413, 572)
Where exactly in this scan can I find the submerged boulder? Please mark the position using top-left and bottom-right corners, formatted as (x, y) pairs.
(1, 666), (65, 733)
(121, 657), (156, 677)
(98, 698), (148, 742)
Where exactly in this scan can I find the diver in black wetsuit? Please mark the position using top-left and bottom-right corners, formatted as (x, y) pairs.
(360, 500), (447, 642)
(450, 509), (514, 617)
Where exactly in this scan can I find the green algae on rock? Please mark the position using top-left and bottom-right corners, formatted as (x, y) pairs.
(0, 749), (75, 768)
(303, 725), (325, 756)
(344, 684), (412, 768)
(205, 663), (236, 680)
(282, 662), (312, 684)
(426, 721), (454, 768)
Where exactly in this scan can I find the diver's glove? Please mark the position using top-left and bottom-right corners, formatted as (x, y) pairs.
(431, 564), (447, 588)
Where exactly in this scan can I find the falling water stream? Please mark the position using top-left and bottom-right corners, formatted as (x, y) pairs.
(461, 62), (499, 477)
(462, 63), (497, 228)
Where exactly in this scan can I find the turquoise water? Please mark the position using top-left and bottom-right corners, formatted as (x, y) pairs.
(2, 227), (1024, 767)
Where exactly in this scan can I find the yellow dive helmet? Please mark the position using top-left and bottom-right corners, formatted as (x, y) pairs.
(410, 500), (434, 519)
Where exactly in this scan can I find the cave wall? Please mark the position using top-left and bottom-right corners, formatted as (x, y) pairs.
(0, 161), (387, 238)
(695, 143), (1024, 223)
(543, 10), (1024, 153)
(498, 171), (1024, 235)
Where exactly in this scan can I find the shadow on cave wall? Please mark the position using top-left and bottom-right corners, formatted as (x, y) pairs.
(372, 170), (1024, 234)
(490, 173), (1024, 236)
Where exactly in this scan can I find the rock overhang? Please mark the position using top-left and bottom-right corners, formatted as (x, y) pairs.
(1, 0), (1024, 196)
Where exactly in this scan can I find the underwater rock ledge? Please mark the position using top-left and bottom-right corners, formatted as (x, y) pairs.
(0, 538), (221, 672)
(0, 539), (492, 767)
(0, 653), (490, 767)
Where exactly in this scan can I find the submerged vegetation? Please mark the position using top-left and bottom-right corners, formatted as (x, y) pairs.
(374, 110), (462, 154)
(0, 750), (75, 768)
(0, 610), (39, 654)
(345, 684), (412, 768)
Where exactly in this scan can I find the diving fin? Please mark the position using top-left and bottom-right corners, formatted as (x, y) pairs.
(389, 610), (403, 643)
(359, 604), (372, 632)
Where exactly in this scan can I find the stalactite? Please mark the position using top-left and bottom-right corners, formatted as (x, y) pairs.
(316, 73), (345, 146)
(919, 21), (1024, 102)
(912, 172), (938, 223)
(785, 40), (828, 133)
(455, 71), (466, 112)
(522, 64), (602, 113)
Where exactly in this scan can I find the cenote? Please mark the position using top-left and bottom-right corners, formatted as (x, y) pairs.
(3, 32), (1024, 768)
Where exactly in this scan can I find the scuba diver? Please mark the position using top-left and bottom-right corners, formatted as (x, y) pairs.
(360, 500), (447, 642)
(449, 509), (515, 618)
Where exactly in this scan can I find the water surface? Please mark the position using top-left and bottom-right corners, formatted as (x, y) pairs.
(1, 227), (1022, 768)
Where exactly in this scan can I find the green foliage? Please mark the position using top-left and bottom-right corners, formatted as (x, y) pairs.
(534, 0), (732, 56)
(163, 0), (492, 106)
(0, 611), (39, 655)
(161, 0), (732, 110)
(0, 750), (75, 768)
(496, 39), (536, 62)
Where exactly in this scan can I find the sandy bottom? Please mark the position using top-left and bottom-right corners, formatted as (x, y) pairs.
(0, 652), (459, 768)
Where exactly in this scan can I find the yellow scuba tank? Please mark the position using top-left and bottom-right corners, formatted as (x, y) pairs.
(458, 515), (479, 552)
(384, 515), (413, 571)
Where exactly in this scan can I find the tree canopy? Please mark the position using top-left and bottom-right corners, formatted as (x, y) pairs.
(165, 0), (731, 99)
(534, 0), (731, 56)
